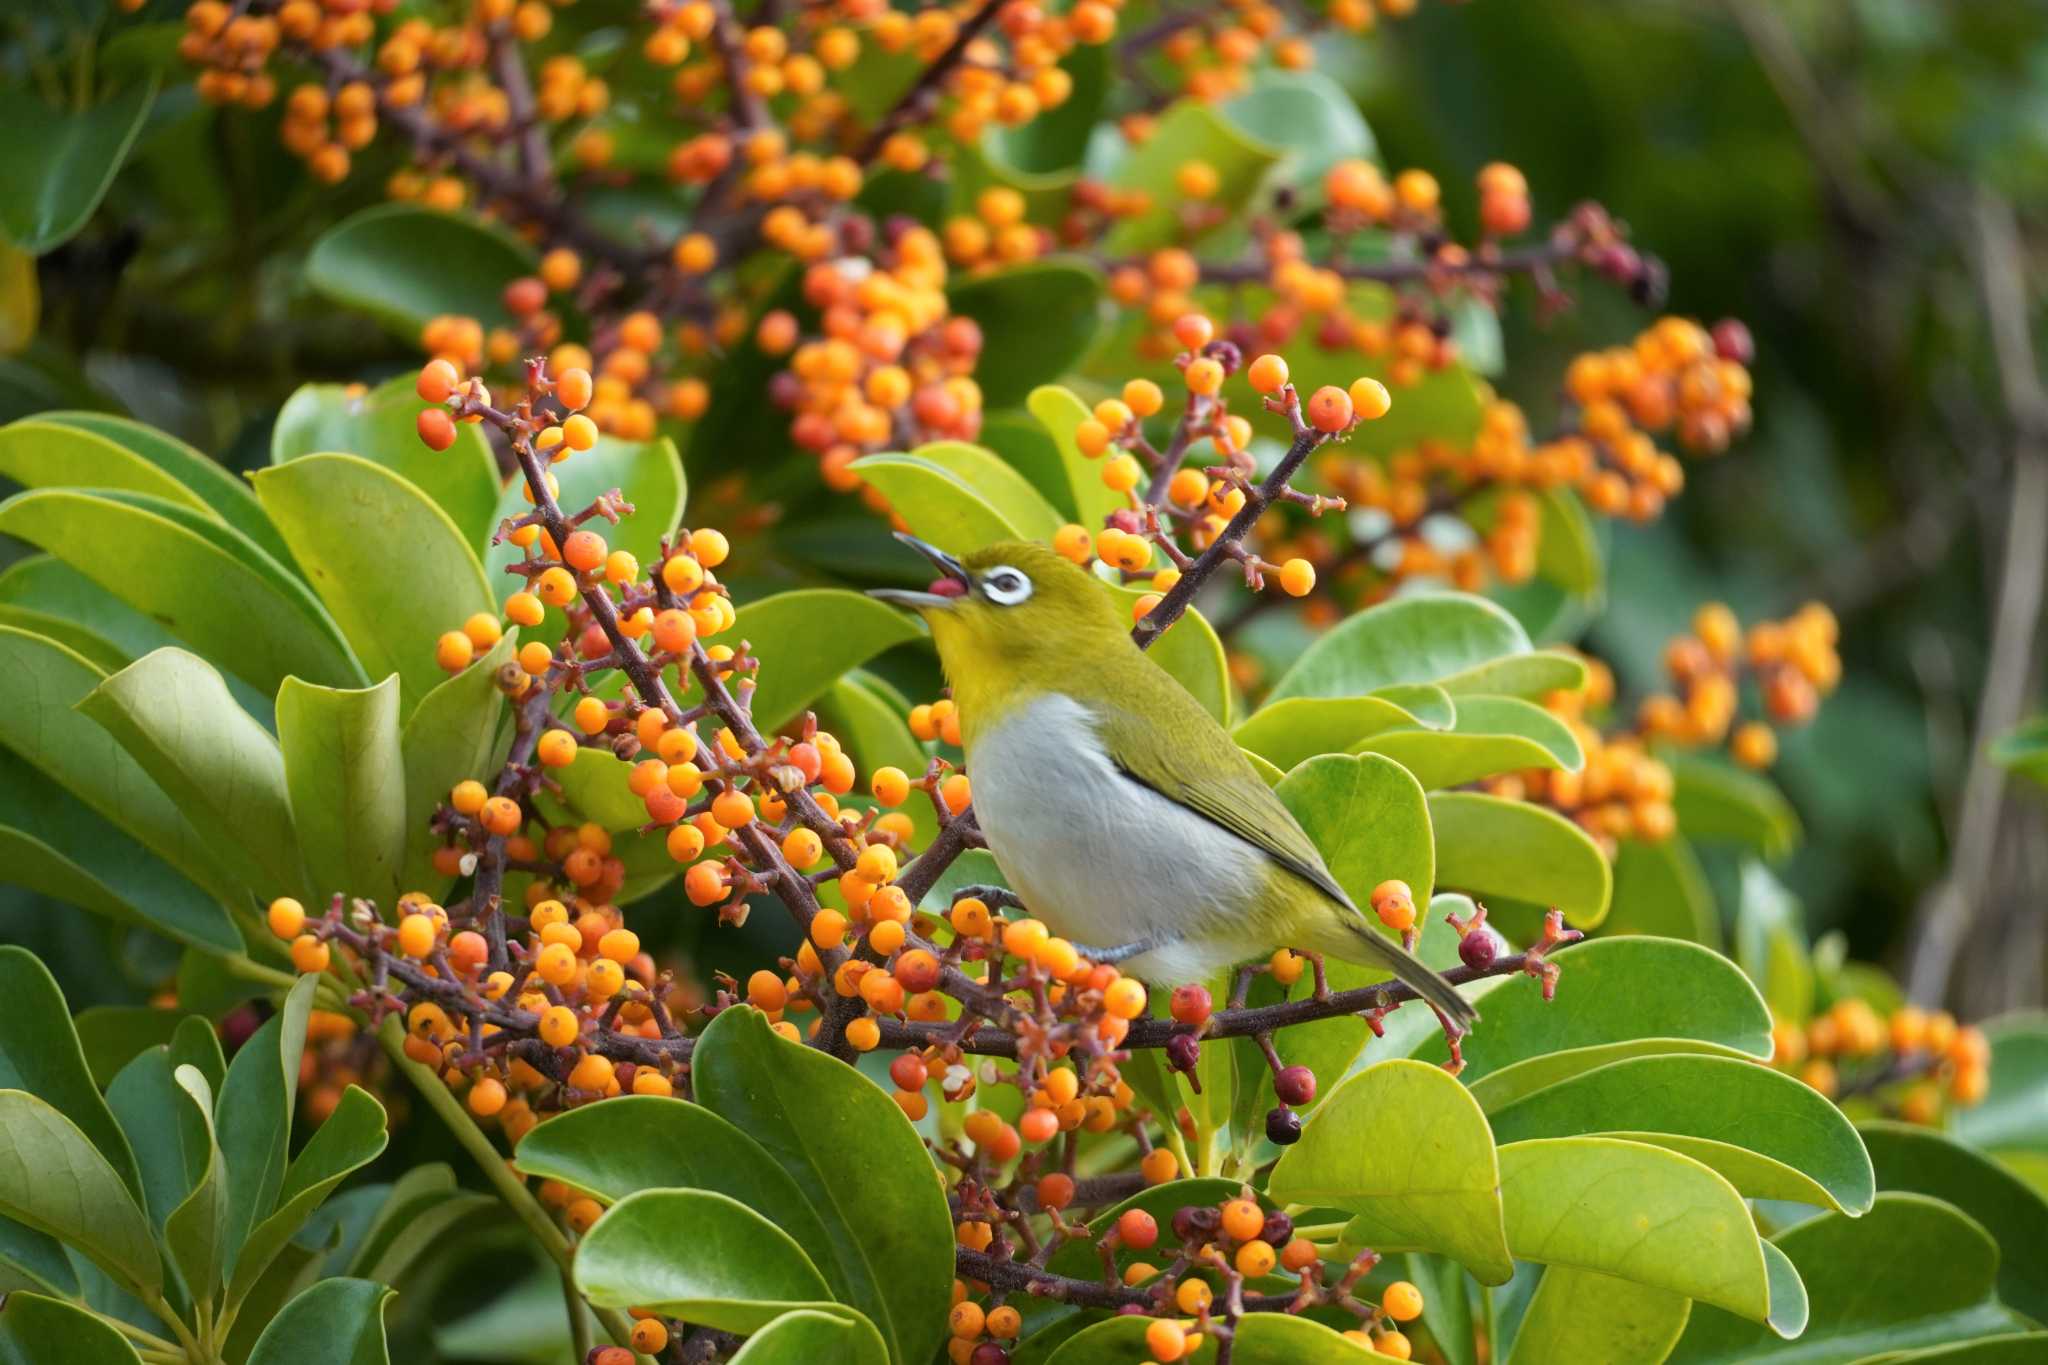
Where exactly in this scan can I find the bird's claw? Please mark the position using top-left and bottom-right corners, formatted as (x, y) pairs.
(950, 883), (1024, 911)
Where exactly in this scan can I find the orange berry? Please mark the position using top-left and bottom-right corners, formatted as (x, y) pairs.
(267, 896), (306, 939)
(1247, 353), (1289, 393)
(1371, 878), (1416, 932)
(417, 407), (457, 451)
(1382, 1280), (1424, 1322)
(1307, 385), (1353, 432)
(1220, 1198), (1264, 1242)
(556, 366), (594, 411)
(537, 729), (579, 768)
(417, 358), (459, 403)
(1348, 376), (1393, 420)
(290, 934), (330, 973)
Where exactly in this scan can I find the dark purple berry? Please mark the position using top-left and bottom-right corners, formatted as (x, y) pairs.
(1260, 1210), (1294, 1245)
(1266, 1105), (1302, 1145)
(1166, 1033), (1201, 1073)
(1172, 1204), (1219, 1242)
(970, 1345), (1010, 1365)
(1273, 1064), (1316, 1107)
(1459, 926), (1504, 971)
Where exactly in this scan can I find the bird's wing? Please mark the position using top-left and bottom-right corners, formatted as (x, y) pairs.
(1092, 690), (1358, 911)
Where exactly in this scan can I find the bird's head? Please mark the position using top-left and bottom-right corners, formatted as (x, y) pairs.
(868, 534), (1130, 721)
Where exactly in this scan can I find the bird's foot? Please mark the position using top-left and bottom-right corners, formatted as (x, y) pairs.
(950, 883), (1024, 911)
(1067, 934), (1161, 966)
(1301, 949), (1330, 1001)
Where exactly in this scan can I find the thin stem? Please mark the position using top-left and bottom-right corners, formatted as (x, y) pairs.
(563, 1265), (594, 1361)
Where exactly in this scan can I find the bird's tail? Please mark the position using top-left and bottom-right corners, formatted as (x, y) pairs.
(1333, 916), (1478, 1031)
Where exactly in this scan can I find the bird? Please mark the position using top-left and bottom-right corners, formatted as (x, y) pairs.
(869, 532), (1476, 1029)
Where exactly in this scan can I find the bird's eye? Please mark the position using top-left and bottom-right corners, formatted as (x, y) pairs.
(980, 566), (1033, 605)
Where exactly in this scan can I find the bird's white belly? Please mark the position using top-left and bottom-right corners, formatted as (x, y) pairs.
(967, 693), (1269, 983)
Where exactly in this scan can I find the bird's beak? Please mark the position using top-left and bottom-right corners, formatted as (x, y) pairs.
(867, 532), (972, 610)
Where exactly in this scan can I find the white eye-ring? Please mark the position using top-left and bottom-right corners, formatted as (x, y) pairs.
(980, 566), (1033, 605)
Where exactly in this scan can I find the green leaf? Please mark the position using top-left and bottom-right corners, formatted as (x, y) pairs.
(1372, 683), (1457, 729)
(1117, 590), (1232, 724)
(513, 1095), (841, 1262)
(216, 975), (318, 1283)
(163, 1066), (229, 1306)
(398, 631), (514, 892)
(1498, 1136), (1773, 1323)
(35, 411), (293, 566)
(306, 203), (533, 339)
(1991, 717), (2048, 790)
(1220, 70), (1375, 207)
(1268, 593), (1532, 703)
(734, 589), (929, 732)
(573, 1188), (837, 1335)
(1263, 754), (1436, 1101)
(816, 670), (938, 849)
(1668, 1194), (2023, 1363)
(74, 1007), (188, 1089)
(1485, 1054), (1873, 1214)
(1668, 751), (1801, 858)
(0, 947), (145, 1222)
(727, 1307), (891, 1365)
(1405, 1252), (1477, 1365)
(0, 1291), (145, 1365)
(1854, 1336), (2048, 1365)
(541, 747), (647, 832)
(1604, 836), (1720, 947)
(692, 1007), (954, 1365)
(0, 81), (158, 253)
(106, 1047), (210, 1236)
(0, 244), (31, 356)
(851, 452), (1026, 555)
(1408, 938), (1772, 1079)
(1859, 1120), (2048, 1323)
(277, 675), (407, 909)
(80, 646), (305, 905)
(0, 487), (363, 695)
(1272, 1059), (1512, 1283)
(1357, 696), (1582, 789)
(1950, 1014), (2048, 1156)
(1434, 650), (1588, 700)
(271, 378), (500, 551)
(228, 1086), (388, 1310)
(1504, 1267), (1690, 1365)
(948, 261), (1105, 408)
(1102, 99), (1282, 253)
(1045, 1309), (1398, 1363)
(0, 418), (219, 516)
(906, 440), (1066, 541)
(1232, 695), (1427, 772)
(0, 1091), (159, 1295)
(0, 603), (127, 673)
(482, 433), (686, 587)
(246, 1278), (393, 1365)
(0, 630), (245, 943)
(1733, 861), (1815, 1025)
(1025, 385), (1125, 530)
(1467, 1038), (1760, 1114)
(0, 1216), (74, 1300)
(255, 453), (494, 713)
(1428, 792), (1612, 927)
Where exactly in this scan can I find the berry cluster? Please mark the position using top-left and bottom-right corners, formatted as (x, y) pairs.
(1774, 1000), (1990, 1122)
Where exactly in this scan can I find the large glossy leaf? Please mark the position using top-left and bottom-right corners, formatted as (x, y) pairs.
(1467, 1038), (1760, 1114)
(1486, 1054), (1873, 1215)
(0, 949), (142, 1200)
(1428, 792), (1612, 926)
(0, 487), (363, 694)
(163, 1066), (229, 1306)
(1, 630), (246, 941)
(0, 1291), (145, 1365)
(0, 82), (157, 252)
(815, 670), (938, 849)
(1859, 1120), (2048, 1322)
(255, 454), (493, 713)
(246, 1277), (394, 1365)
(1668, 1194), (2022, 1363)
(1498, 1137), (1776, 1324)
(398, 631), (514, 892)
(1262, 754), (1437, 1103)
(1101, 99), (1281, 252)
(948, 261), (1105, 408)
(727, 1307), (890, 1365)
(228, 1086), (388, 1309)
(1044, 1309), (1399, 1363)
(1504, 1267), (1690, 1365)
(0, 1091), (159, 1295)
(0, 603), (126, 673)
(482, 433), (686, 588)
(1357, 696), (1582, 789)
(0, 418), (218, 515)
(1604, 836), (1720, 947)
(74, 1007), (188, 1089)
(80, 646), (305, 903)
(1948, 1014), (2048, 1156)
(106, 1046), (210, 1237)
(1272, 1059), (1512, 1283)
(692, 1007), (953, 1365)
(513, 1096), (840, 1258)
(306, 203), (533, 338)
(1433, 648), (1588, 700)
(1233, 695), (1426, 771)
(1221, 69), (1375, 205)
(573, 1188), (838, 1334)
(1268, 593), (1531, 703)
(734, 589), (928, 732)
(851, 452), (1024, 555)
(1024, 385), (1124, 531)
(277, 675), (407, 908)
(216, 975), (318, 1283)
(271, 378), (500, 551)
(36, 411), (292, 566)
(1668, 751), (1801, 858)
(1407, 938), (1772, 1079)
(1854, 1337), (2048, 1365)
(904, 440), (1066, 540)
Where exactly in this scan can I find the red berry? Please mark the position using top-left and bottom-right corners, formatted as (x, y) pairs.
(1170, 983), (1212, 1025)
(890, 1052), (928, 1091)
(1274, 1065), (1316, 1106)
(1459, 926), (1503, 971)
(417, 407), (457, 451)
(1116, 1208), (1158, 1250)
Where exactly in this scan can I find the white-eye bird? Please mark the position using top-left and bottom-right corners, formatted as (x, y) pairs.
(869, 533), (1477, 1028)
